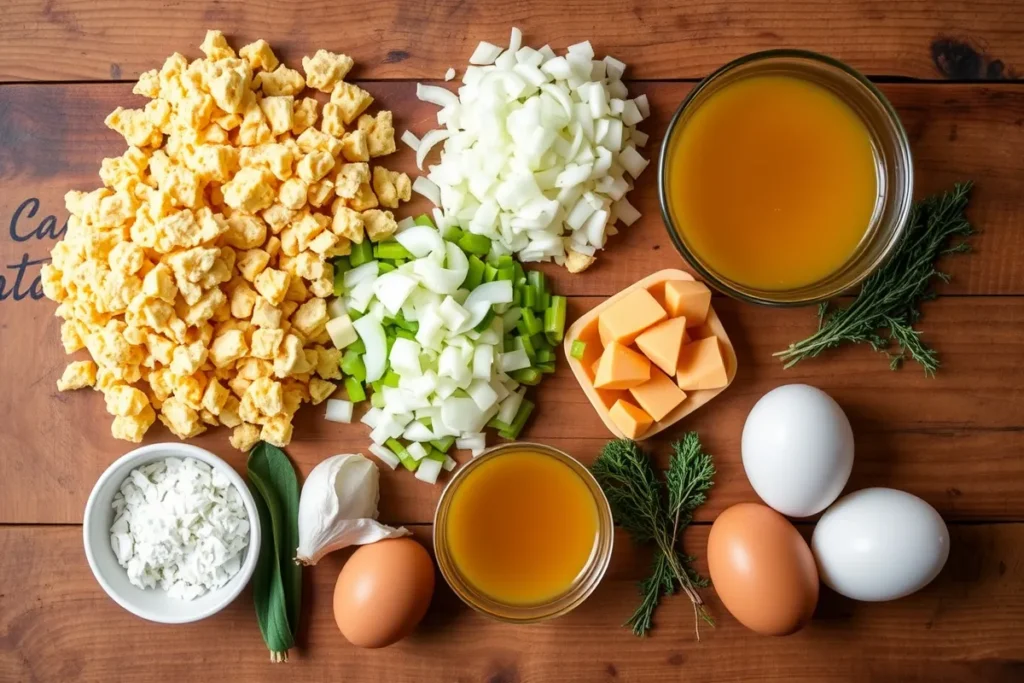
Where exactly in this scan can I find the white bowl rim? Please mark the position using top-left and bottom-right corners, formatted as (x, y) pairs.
(82, 442), (262, 624)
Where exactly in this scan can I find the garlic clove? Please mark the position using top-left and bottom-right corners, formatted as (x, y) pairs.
(295, 453), (410, 565)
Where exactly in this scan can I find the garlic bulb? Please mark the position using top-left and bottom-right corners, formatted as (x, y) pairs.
(296, 453), (409, 565)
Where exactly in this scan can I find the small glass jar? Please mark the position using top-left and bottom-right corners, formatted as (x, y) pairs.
(433, 442), (614, 623)
(658, 50), (914, 306)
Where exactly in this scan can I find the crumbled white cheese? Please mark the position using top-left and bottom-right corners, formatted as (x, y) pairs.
(110, 457), (251, 600)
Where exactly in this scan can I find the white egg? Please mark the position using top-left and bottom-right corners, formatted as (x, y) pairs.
(812, 488), (950, 601)
(741, 384), (854, 517)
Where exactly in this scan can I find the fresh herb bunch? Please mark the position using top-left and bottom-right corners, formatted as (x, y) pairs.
(591, 434), (715, 638)
(775, 182), (974, 375)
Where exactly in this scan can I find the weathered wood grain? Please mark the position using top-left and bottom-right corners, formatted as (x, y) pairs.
(4, 296), (1021, 525)
(1, 0), (1022, 82)
(1, 524), (1021, 683)
(1, 81), (1022, 298)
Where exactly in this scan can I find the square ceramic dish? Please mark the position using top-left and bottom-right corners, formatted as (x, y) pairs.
(563, 269), (738, 440)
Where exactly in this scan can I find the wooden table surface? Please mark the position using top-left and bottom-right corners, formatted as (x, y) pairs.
(2, 1), (1023, 681)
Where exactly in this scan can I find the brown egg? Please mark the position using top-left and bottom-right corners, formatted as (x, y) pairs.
(707, 503), (818, 636)
(333, 538), (435, 648)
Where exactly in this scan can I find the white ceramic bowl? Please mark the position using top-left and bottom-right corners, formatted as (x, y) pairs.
(83, 443), (261, 624)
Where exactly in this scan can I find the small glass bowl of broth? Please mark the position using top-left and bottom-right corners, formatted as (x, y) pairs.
(433, 443), (614, 622)
(659, 50), (914, 305)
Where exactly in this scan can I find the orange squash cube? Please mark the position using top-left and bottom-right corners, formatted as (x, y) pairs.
(597, 288), (667, 346)
(593, 342), (651, 390)
(635, 316), (689, 376)
(663, 280), (711, 327)
(609, 399), (654, 439)
(676, 336), (728, 391)
(629, 367), (687, 421)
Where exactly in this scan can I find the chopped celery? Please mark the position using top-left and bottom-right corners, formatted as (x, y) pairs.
(347, 338), (366, 354)
(487, 416), (512, 432)
(415, 214), (435, 227)
(509, 367), (542, 385)
(519, 333), (537, 362)
(516, 319), (531, 338)
(512, 286), (522, 307)
(370, 391), (385, 409)
(425, 448), (447, 463)
(503, 334), (518, 352)
(387, 438), (419, 472)
(395, 328), (416, 341)
(349, 239), (374, 266)
(443, 224), (464, 243)
(344, 376), (366, 402)
(513, 262), (525, 286)
(538, 291), (551, 312)
(494, 254), (514, 269)
(474, 308), (497, 333)
(520, 308), (543, 336)
(452, 388), (470, 399)
(370, 380), (383, 395)
(536, 348), (555, 363)
(527, 270), (546, 296)
(532, 333), (552, 351)
(374, 240), (412, 261)
(464, 255), (486, 290)
(430, 435), (456, 453)
(545, 295), (567, 342)
(535, 361), (556, 374)
(341, 350), (366, 381)
(497, 265), (515, 281)
(420, 416), (433, 430)
(498, 399), (535, 440)
(458, 232), (492, 256)
(334, 255), (352, 273)
(483, 263), (498, 283)
(570, 339), (587, 360)
(348, 308), (363, 321)
(377, 261), (396, 274)
(382, 369), (401, 388)
(521, 285), (537, 310)
(393, 311), (418, 333)
(333, 267), (346, 297)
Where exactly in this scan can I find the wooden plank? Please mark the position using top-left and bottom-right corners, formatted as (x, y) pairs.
(1, 1), (1023, 82)
(2, 81), (1022, 298)
(3, 296), (1021, 525)
(1, 524), (1021, 682)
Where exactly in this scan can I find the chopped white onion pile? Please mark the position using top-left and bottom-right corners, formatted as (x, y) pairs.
(407, 27), (649, 268)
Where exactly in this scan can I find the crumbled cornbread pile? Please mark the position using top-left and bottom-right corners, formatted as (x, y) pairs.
(42, 30), (411, 450)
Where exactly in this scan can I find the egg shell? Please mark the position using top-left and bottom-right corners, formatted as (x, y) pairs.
(812, 488), (950, 602)
(333, 538), (435, 648)
(741, 384), (854, 517)
(707, 503), (819, 636)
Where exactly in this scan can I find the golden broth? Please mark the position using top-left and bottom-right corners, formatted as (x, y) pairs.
(445, 448), (599, 606)
(667, 74), (878, 291)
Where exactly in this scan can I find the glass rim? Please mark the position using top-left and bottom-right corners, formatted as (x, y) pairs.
(433, 442), (614, 623)
(657, 48), (915, 307)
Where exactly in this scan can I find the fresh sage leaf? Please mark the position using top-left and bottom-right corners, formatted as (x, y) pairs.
(247, 442), (302, 663)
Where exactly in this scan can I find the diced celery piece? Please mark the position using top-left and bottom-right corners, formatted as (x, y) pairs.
(483, 263), (498, 283)
(497, 265), (515, 281)
(420, 417), (433, 430)
(545, 295), (567, 342)
(370, 391), (385, 409)
(443, 224), (463, 243)
(394, 311), (418, 333)
(487, 417), (512, 432)
(494, 254), (514, 269)
(341, 350), (366, 381)
(348, 308), (363, 321)
(516, 319), (531, 338)
(532, 333), (552, 351)
(395, 328), (416, 341)
(347, 338), (366, 354)
(349, 239), (374, 266)
(377, 261), (396, 274)
(536, 348), (555, 363)
(512, 286), (522, 307)
(513, 262), (525, 286)
(519, 333), (537, 362)
(538, 291), (551, 312)
(521, 285), (537, 310)
(334, 256), (352, 274)
(387, 438), (420, 472)
(520, 308), (543, 336)
(333, 268), (346, 297)
(415, 214), (435, 227)
(464, 255), (486, 290)
(474, 308), (496, 333)
(509, 367), (542, 385)
(527, 270), (546, 296)
(344, 376), (366, 402)
(498, 399), (535, 440)
(375, 240), (412, 261)
(535, 361), (556, 374)
(458, 232), (492, 256)
(430, 435), (456, 453)
(382, 369), (401, 388)
(425, 448), (447, 463)
(452, 388), (470, 399)
(570, 339), (586, 360)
